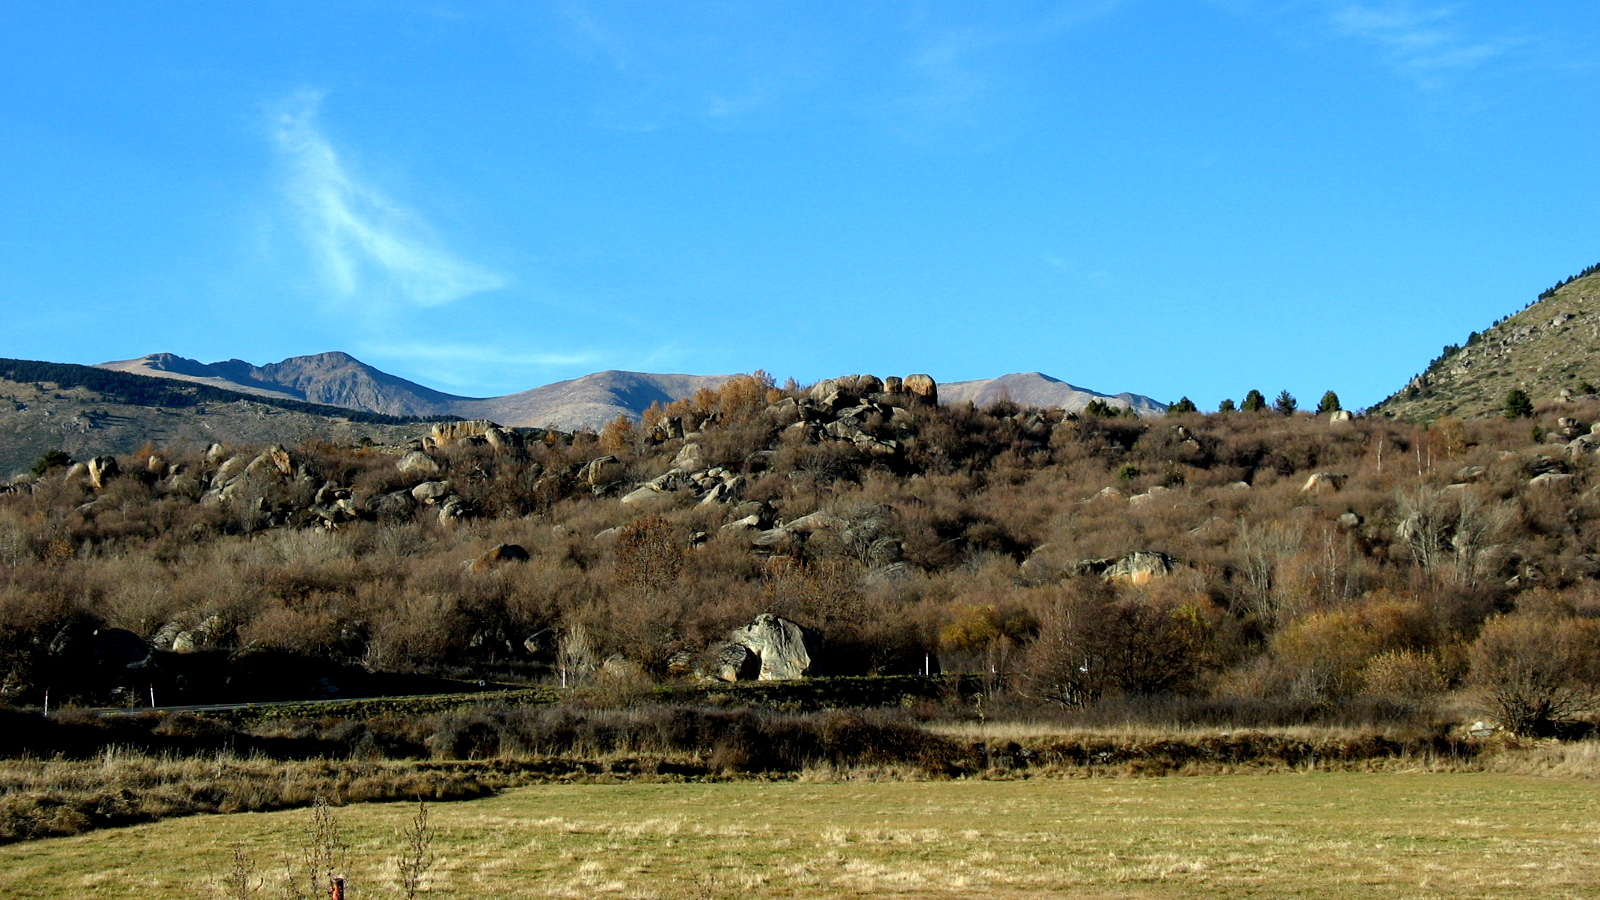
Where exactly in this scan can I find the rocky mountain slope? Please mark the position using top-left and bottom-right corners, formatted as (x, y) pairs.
(941, 372), (1165, 416)
(100, 354), (733, 431)
(101, 352), (475, 418)
(1375, 263), (1600, 420)
(0, 368), (428, 478)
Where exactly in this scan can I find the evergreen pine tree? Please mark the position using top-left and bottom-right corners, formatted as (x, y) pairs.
(1274, 390), (1298, 415)
(1167, 397), (1197, 415)
(1217, 398), (1236, 412)
(1317, 391), (1341, 414)
(1504, 388), (1534, 419)
(1241, 390), (1267, 413)
(31, 450), (72, 477)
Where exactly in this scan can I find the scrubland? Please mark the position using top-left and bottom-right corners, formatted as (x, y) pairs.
(6, 375), (1600, 891)
(4, 376), (1600, 733)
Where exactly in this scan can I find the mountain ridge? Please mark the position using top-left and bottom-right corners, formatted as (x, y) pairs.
(98, 352), (1167, 429)
(98, 353), (737, 432)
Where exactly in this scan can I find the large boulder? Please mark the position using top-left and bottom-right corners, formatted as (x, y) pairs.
(87, 456), (119, 491)
(699, 476), (746, 506)
(397, 451), (442, 478)
(412, 480), (453, 504)
(209, 455), (247, 490)
(1301, 472), (1347, 493)
(671, 443), (703, 472)
(903, 374), (938, 405)
(93, 628), (152, 669)
(579, 456), (623, 487)
(1104, 551), (1175, 585)
(369, 489), (417, 519)
(438, 497), (472, 524)
(1566, 432), (1600, 459)
(257, 445), (294, 478)
(729, 613), (815, 680)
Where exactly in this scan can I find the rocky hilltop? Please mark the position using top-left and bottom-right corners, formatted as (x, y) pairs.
(1376, 263), (1600, 420)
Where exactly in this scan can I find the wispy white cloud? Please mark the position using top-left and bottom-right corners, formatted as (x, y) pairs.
(363, 341), (601, 370)
(1326, 3), (1516, 88)
(273, 90), (505, 310)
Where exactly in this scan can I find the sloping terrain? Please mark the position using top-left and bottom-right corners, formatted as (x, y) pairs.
(100, 354), (734, 431)
(452, 370), (735, 431)
(940, 372), (1165, 416)
(0, 360), (434, 477)
(100, 353), (1169, 429)
(1375, 264), (1600, 420)
(99, 352), (465, 417)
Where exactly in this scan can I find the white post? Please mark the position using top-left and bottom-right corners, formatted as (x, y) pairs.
(42, 690), (48, 717)
(924, 653), (930, 677)
(149, 684), (155, 708)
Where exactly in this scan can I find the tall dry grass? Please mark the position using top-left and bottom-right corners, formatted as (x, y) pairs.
(0, 751), (495, 843)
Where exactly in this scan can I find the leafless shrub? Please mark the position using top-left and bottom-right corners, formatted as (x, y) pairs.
(395, 800), (434, 900)
(1469, 614), (1600, 735)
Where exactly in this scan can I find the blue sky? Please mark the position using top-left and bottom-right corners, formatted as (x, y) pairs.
(2, 2), (1597, 409)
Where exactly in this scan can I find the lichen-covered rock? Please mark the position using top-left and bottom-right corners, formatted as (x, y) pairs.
(369, 489), (417, 519)
(670, 443), (703, 472)
(579, 456), (623, 487)
(412, 480), (452, 504)
(397, 450), (442, 478)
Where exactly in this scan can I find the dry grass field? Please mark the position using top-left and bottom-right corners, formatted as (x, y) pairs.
(2, 772), (1599, 899)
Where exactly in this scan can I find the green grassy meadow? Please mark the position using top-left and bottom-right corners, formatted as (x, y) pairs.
(3, 773), (1598, 899)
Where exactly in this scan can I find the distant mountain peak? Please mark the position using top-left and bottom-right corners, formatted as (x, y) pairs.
(940, 372), (1164, 416)
(96, 352), (736, 431)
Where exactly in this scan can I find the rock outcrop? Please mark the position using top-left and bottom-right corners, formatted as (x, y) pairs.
(722, 614), (816, 680)
(427, 420), (522, 451)
(87, 456), (119, 491)
(397, 450), (442, 478)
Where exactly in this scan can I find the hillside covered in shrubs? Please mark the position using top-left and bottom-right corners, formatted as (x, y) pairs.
(4, 372), (1600, 736)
